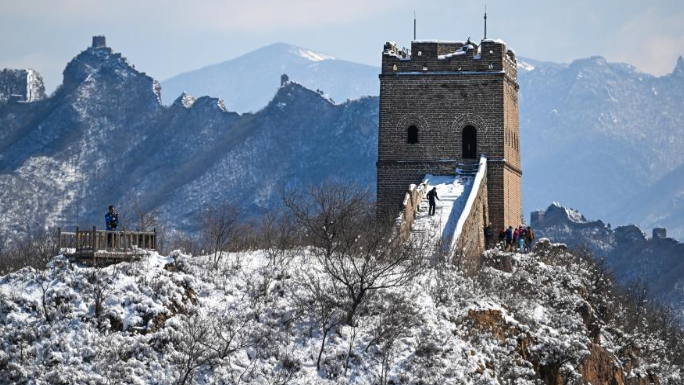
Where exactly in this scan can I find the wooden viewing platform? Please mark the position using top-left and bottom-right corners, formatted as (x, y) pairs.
(57, 226), (156, 266)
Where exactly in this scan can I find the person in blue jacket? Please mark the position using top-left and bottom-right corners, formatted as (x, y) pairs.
(505, 226), (514, 251)
(105, 205), (119, 247)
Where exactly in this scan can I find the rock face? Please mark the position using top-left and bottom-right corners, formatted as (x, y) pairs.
(465, 287), (661, 385)
(532, 202), (684, 319)
(0, 69), (46, 103)
(0, 38), (378, 240)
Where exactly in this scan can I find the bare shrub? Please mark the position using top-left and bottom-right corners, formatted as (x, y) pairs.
(167, 231), (203, 256)
(87, 270), (109, 328)
(284, 182), (426, 326)
(0, 228), (59, 274)
(295, 269), (345, 371)
(258, 209), (297, 274)
(171, 314), (213, 385)
(200, 203), (241, 269)
(365, 292), (420, 385)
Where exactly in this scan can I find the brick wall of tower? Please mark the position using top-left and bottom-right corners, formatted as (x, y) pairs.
(486, 162), (505, 231)
(497, 72), (523, 230)
(504, 165), (523, 228)
(377, 73), (507, 218)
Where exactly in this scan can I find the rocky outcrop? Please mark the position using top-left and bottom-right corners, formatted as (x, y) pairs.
(532, 203), (684, 319)
(466, 269), (661, 384)
(0, 68), (46, 103)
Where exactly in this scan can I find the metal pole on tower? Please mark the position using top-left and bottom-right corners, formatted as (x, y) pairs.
(413, 11), (416, 41)
(484, 5), (488, 39)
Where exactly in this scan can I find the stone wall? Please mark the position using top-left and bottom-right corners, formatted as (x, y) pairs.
(0, 69), (46, 103)
(395, 181), (428, 241)
(452, 161), (488, 275)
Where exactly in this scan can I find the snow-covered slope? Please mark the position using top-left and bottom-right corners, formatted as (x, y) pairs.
(0, 243), (680, 383)
(161, 42), (379, 113)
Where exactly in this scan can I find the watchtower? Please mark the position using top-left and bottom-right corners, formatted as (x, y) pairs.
(92, 35), (107, 49)
(377, 38), (522, 231)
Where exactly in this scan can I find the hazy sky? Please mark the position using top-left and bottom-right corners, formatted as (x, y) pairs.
(2, 0), (684, 93)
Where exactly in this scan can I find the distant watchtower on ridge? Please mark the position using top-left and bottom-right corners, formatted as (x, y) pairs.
(92, 35), (107, 49)
(377, 37), (522, 231)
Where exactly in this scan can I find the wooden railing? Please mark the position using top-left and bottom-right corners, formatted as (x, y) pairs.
(57, 226), (156, 253)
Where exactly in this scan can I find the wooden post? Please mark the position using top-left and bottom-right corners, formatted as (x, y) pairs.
(124, 230), (128, 253)
(57, 227), (62, 250)
(92, 226), (97, 252)
(153, 228), (157, 250)
(76, 226), (80, 251)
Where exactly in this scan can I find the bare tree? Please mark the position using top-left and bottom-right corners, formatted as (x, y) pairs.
(167, 231), (202, 256)
(285, 182), (425, 326)
(200, 204), (241, 269)
(296, 270), (344, 371)
(172, 314), (213, 385)
(132, 197), (160, 232)
(87, 270), (108, 328)
(259, 209), (297, 274)
(36, 271), (53, 322)
(0, 228), (59, 274)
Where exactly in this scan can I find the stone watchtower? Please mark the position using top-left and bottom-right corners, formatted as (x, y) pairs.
(92, 35), (107, 49)
(377, 38), (522, 231)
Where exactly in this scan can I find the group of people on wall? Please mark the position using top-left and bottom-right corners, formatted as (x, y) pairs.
(484, 224), (535, 253)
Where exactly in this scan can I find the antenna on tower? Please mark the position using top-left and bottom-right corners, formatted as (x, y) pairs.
(413, 11), (417, 41)
(484, 5), (488, 40)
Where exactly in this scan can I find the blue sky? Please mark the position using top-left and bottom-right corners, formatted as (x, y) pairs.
(2, 0), (684, 92)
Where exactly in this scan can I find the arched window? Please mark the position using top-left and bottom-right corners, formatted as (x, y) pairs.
(462, 125), (477, 159)
(407, 125), (419, 144)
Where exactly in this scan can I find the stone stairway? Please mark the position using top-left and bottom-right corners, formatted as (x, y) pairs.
(407, 175), (472, 259)
(457, 161), (479, 177)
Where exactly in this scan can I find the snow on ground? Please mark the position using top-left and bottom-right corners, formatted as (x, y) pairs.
(410, 174), (472, 254)
(0, 243), (682, 384)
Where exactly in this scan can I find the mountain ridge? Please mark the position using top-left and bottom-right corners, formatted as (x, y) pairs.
(160, 42), (379, 112)
(0, 39), (378, 239)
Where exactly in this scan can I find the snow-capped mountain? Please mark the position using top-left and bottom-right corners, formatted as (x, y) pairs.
(0, 39), (378, 240)
(161, 42), (379, 113)
(3, 39), (684, 244)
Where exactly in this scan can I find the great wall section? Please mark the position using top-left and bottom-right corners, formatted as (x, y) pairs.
(378, 38), (521, 269)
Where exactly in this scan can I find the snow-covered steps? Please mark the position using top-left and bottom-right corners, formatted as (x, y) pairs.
(409, 174), (474, 257)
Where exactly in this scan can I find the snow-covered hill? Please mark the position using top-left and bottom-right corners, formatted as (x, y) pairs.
(1, 242), (681, 383)
(161, 42), (379, 113)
